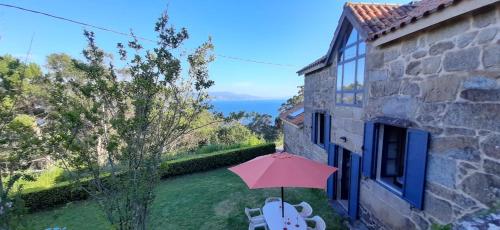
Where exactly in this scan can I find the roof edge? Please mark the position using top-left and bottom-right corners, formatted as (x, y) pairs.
(371, 0), (498, 45)
(297, 4), (370, 76)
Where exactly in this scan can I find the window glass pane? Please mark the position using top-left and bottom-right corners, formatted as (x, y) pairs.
(385, 160), (398, 176)
(319, 113), (325, 144)
(342, 61), (355, 91)
(378, 125), (407, 190)
(336, 92), (342, 103)
(346, 29), (358, 46)
(356, 58), (365, 89)
(337, 65), (343, 90)
(338, 50), (343, 62)
(355, 93), (363, 105)
(358, 42), (366, 55)
(314, 113), (319, 142)
(344, 46), (356, 60)
(342, 93), (354, 104)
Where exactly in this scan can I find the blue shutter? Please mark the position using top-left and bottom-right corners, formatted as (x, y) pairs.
(403, 128), (429, 210)
(362, 122), (377, 178)
(323, 114), (331, 150)
(311, 113), (315, 142)
(348, 154), (361, 221)
(327, 143), (337, 200)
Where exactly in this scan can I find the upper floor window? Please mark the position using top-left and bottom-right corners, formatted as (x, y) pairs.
(311, 112), (330, 149)
(313, 112), (325, 146)
(336, 27), (365, 106)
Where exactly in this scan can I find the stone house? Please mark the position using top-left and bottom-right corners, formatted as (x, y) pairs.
(281, 0), (500, 229)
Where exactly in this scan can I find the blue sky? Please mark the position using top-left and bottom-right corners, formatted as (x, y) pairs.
(0, 0), (407, 99)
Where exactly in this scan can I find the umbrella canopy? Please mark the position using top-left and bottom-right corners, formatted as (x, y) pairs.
(228, 152), (337, 219)
(228, 152), (337, 189)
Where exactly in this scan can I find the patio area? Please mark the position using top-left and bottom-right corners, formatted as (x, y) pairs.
(27, 168), (346, 230)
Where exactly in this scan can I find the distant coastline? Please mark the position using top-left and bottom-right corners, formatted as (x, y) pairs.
(209, 91), (287, 102)
(210, 99), (285, 119)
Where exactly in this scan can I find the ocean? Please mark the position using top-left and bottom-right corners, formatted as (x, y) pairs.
(211, 99), (285, 119)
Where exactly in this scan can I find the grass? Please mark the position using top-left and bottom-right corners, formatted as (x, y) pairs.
(26, 168), (346, 230)
(5, 166), (69, 193)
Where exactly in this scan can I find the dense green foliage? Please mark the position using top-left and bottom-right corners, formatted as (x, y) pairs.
(164, 143), (251, 161)
(26, 168), (346, 230)
(19, 143), (275, 212)
(279, 85), (303, 113)
(40, 12), (218, 228)
(173, 110), (264, 152)
(160, 143), (275, 177)
(245, 112), (280, 142)
(211, 122), (265, 146)
(14, 167), (68, 192)
(0, 55), (45, 229)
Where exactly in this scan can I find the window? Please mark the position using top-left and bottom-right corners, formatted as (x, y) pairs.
(287, 108), (304, 119)
(336, 26), (365, 106)
(362, 121), (430, 210)
(376, 125), (407, 192)
(313, 112), (325, 145)
(311, 112), (330, 148)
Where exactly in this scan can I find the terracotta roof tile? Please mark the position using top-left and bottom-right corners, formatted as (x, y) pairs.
(345, 2), (417, 38)
(279, 103), (304, 127)
(346, 0), (462, 40)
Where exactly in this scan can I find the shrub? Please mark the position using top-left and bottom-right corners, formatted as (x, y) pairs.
(20, 181), (89, 212)
(20, 143), (276, 212)
(14, 167), (67, 193)
(160, 143), (275, 177)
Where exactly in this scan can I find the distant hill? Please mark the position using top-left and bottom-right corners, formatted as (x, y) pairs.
(209, 91), (264, 101)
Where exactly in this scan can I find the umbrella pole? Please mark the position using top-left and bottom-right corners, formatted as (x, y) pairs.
(281, 187), (284, 218)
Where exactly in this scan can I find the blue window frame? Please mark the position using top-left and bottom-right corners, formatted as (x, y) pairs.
(336, 26), (365, 106)
(362, 121), (429, 210)
(311, 112), (330, 149)
(375, 125), (407, 194)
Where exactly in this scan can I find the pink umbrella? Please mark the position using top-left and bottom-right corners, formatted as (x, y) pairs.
(228, 152), (337, 218)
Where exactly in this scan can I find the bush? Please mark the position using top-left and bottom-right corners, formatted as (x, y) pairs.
(160, 143), (276, 177)
(14, 167), (67, 193)
(20, 143), (276, 212)
(20, 181), (89, 212)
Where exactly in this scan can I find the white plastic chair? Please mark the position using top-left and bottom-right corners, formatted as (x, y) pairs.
(305, 215), (326, 230)
(245, 207), (266, 225)
(248, 221), (268, 230)
(264, 197), (282, 204)
(293, 201), (313, 218)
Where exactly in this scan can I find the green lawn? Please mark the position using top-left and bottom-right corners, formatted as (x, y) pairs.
(26, 168), (346, 230)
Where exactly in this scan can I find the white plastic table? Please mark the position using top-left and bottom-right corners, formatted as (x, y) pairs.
(262, 201), (307, 230)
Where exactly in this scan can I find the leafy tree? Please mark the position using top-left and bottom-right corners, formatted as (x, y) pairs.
(0, 55), (43, 229)
(46, 53), (85, 81)
(44, 12), (215, 229)
(245, 112), (279, 142)
(210, 121), (264, 146)
(278, 85), (303, 113)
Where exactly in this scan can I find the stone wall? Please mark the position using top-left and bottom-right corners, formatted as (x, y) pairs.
(283, 122), (307, 155)
(361, 5), (500, 229)
(301, 66), (336, 163)
(330, 103), (364, 154)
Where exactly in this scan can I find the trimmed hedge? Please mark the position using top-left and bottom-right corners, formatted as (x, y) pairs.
(159, 143), (276, 177)
(21, 143), (276, 212)
(21, 181), (89, 212)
